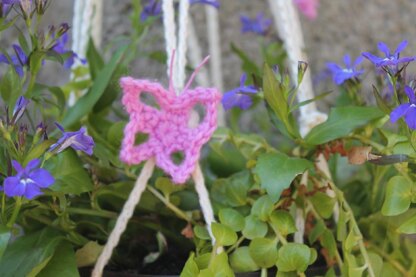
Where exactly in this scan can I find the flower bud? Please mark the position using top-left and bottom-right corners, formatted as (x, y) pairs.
(35, 0), (48, 15)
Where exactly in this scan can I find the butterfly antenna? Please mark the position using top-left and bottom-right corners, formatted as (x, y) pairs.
(183, 55), (210, 92)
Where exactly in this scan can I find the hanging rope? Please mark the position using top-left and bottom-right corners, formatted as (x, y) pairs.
(268, 0), (327, 137)
(268, 0), (339, 244)
(92, 1), (219, 275)
(205, 5), (225, 126)
(92, 159), (156, 277)
(70, 0), (103, 106)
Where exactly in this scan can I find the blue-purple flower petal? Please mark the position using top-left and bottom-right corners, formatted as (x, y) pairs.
(4, 159), (54, 199)
(29, 169), (55, 188)
(4, 177), (24, 197)
(390, 103), (411, 123)
(24, 185), (42, 200)
(404, 107), (416, 130)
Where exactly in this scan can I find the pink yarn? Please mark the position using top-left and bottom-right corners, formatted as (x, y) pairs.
(119, 77), (221, 184)
(293, 0), (319, 20)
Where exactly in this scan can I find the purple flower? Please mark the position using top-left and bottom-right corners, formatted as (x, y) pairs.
(3, 159), (54, 199)
(390, 86), (416, 129)
(1, 0), (20, 17)
(140, 0), (161, 21)
(2, 0), (22, 3)
(240, 13), (272, 36)
(326, 54), (364, 85)
(0, 44), (28, 77)
(222, 74), (258, 110)
(189, 0), (220, 8)
(49, 123), (95, 155)
(11, 96), (30, 124)
(52, 29), (85, 69)
(362, 40), (416, 68)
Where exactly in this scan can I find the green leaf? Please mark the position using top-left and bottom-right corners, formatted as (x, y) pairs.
(372, 85), (391, 114)
(0, 225), (11, 260)
(194, 225), (211, 240)
(211, 171), (250, 207)
(308, 220), (325, 244)
(0, 228), (63, 277)
(254, 153), (313, 201)
(24, 140), (54, 165)
(211, 223), (238, 246)
(45, 150), (93, 194)
(61, 45), (128, 128)
(229, 247), (259, 273)
(397, 215), (416, 234)
(0, 68), (22, 103)
(75, 241), (103, 268)
(251, 195), (274, 221)
(381, 176), (412, 216)
(321, 230), (337, 259)
(249, 238), (278, 268)
(309, 192), (336, 219)
(219, 209), (245, 232)
(305, 106), (384, 145)
(276, 243), (312, 273)
(290, 90), (332, 113)
(194, 253), (211, 270)
(269, 210), (297, 236)
(242, 215), (268, 239)
(181, 253), (199, 277)
(367, 252), (383, 277)
(86, 38), (104, 80)
(208, 252), (234, 277)
(155, 177), (185, 197)
(106, 121), (127, 148)
(37, 241), (79, 277)
(263, 64), (299, 138)
(344, 230), (359, 252)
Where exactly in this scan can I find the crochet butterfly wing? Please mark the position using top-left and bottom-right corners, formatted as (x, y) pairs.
(120, 77), (221, 184)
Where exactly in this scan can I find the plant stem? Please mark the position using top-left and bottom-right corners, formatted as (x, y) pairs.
(67, 207), (118, 219)
(226, 236), (245, 254)
(146, 186), (193, 223)
(369, 243), (409, 277)
(7, 197), (22, 228)
(328, 183), (376, 277)
(260, 267), (267, 277)
(306, 200), (344, 268)
(350, 134), (385, 152)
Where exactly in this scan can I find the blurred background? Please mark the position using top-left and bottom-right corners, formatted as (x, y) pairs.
(1, 0), (416, 99)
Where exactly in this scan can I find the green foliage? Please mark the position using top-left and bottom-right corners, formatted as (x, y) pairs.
(269, 210), (297, 236)
(211, 223), (238, 246)
(254, 152), (313, 201)
(276, 243), (315, 273)
(382, 176), (413, 216)
(305, 106), (384, 145)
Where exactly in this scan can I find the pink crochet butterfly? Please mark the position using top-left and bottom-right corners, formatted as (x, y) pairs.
(119, 60), (221, 184)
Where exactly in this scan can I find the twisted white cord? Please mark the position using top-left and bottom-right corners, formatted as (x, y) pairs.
(162, 0), (177, 88)
(176, 0), (190, 92)
(294, 172), (308, 244)
(92, 159), (156, 277)
(70, 0), (103, 106)
(91, 0), (103, 48)
(192, 163), (216, 244)
(187, 17), (210, 87)
(268, 0), (327, 137)
(205, 5), (225, 126)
